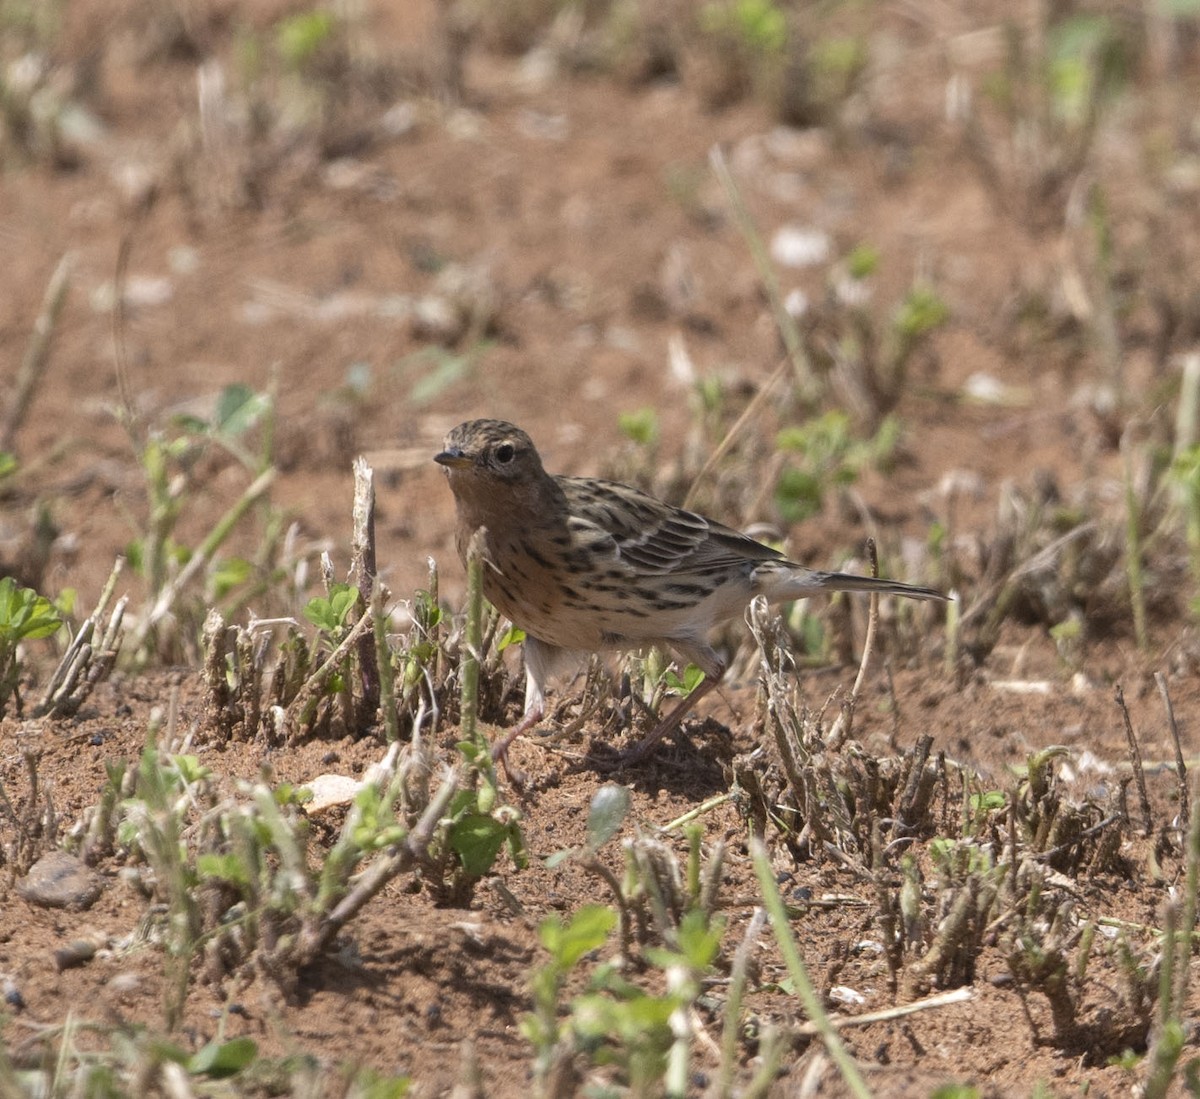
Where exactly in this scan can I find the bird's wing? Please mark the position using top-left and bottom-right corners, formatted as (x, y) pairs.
(558, 476), (783, 575)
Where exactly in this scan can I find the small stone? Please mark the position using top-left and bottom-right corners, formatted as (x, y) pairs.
(17, 851), (104, 910)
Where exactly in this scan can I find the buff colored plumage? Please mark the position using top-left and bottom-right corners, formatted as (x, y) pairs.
(436, 418), (947, 765)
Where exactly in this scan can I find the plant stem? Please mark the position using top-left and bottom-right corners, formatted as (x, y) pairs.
(750, 839), (873, 1099)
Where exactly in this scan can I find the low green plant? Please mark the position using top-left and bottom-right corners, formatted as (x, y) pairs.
(126, 382), (281, 664)
(109, 707), (518, 1008)
(0, 1006), (411, 1096)
(0, 575), (62, 718)
(117, 726), (211, 1028)
(965, 8), (1130, 225)
(522, 901), (724, 1097)
(774, 410), (900, 522)
(1168, 443), (1200, 611)
(626, 648), (707, 729)
(817, 251), (950, 422)
(400, 341), (496, 406)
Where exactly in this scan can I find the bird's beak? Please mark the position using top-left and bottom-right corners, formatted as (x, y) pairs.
(434, 447), (472, 469)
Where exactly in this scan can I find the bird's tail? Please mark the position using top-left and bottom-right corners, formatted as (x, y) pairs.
(756, 561), (949, 603)
(807, 570), (949, 602)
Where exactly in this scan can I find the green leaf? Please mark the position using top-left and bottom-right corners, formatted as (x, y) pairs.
(450, 812), (509, 877)
(211, 556), (253, 601)
(664, 664), (706, 696)
(408, 348), (475, 406)
(172, 413), (210, 436)
(544, 847), (577, 870)
(197, 852), (251, 887)
(845, 243), (879, 279)
(496, 624), (525, 652)
(348, 1069), (412, 1099)
(931, 1086), (981, 1099)
(539, 904), (615, 969)
(170, 754), (211, 785)
(276, 10), (336, 68)
(774, 467), (823, 523)
(675, 909), (725, 968)
(303, 584), (361, 633)
(329, 584), (360, 625)
(214, 385), (271, 438)
(187, 1036), (259, 1078)
(894, 284), (949, 340)
(0, 578), (63, 641)
(618, 408), (659, 447)
(968, 791), (1006, 813)
(586, 784), (630, 852)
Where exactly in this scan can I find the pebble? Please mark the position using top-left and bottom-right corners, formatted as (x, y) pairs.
(17, 850), (104, 910)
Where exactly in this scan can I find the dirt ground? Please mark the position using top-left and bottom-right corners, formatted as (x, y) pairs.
(2, 1), (1200, 1095)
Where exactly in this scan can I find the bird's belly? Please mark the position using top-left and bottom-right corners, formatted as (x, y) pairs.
(482, 553), (753, 653)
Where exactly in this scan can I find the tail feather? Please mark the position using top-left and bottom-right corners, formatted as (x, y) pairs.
(756, 561), (949, 604)
(814, 571), (949, 602)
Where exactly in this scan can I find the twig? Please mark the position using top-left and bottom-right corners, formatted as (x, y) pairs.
(795, 987), (973, 1035)
(296, 767), (459, 963)
(1176, 773), (1200, 1005)
(750, 838), (871, 1099)
(683, 356), (789, 510)
(661, 791), (738, 832)
(460, 528), (486, 751)
(1032, 814), (1124, 863)
(959, 522), (1096, 628)
(1115, 684), (1153, 835)
(373, 583), (400, 744)
(829, 539), (880, 748)
(131, 468), (276, 657)
(35, 557), (126, 718)
(112, 206), (153, 442)
(1120, 429), (1149, 651)
(1155, 672), (1189, 832)
(283, 607), (374, 741)
(581, 857), (632, 962)
(350, 457), (381, 716)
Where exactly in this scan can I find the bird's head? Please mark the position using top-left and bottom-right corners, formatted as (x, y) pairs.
(435, 420), (545, 499)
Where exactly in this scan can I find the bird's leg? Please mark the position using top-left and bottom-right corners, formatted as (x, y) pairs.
(600, 641), (725, 768)
(490, 654), (549, 786)
(490, 707), (539, 788)
(611, 675), (721, 764)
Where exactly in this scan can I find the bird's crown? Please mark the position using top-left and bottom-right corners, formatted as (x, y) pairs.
(435, 419), (543, 481)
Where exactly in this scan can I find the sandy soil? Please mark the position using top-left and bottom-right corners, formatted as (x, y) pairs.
(2, 1), (1199, 1095)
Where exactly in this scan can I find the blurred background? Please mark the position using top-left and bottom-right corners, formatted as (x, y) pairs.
(2, 0), (1199, 667)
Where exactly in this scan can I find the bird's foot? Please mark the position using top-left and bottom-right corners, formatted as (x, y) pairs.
(590, 677), (719, 770)
(490, 708), (545, 790)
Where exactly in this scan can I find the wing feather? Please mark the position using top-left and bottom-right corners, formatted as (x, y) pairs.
(557, 476), (783, 577)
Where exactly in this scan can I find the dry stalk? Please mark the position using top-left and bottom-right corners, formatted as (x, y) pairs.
(902, 875), (983, 998)
(1154, 672), (1189, 831)
(36, 558), (127, 718)
(682, 355), (789, 511)
(1, 253), (72, 454)
(794, 987), (973, 1036)
(828, 539), (881, 748)
(130, 468), (277, 658)
(1115, 684), (1153, 835)
(708, 143), (821, 404)
(283, 606), (374, 742)
(293, 765), (460, 965)
(350, 456), (380, 716)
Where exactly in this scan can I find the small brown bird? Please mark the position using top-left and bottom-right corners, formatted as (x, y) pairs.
(435, 418), (947, 766)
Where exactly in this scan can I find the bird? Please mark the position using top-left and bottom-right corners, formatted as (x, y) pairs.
(435, 418), (948, 770)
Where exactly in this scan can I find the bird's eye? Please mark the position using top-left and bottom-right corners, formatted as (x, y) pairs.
(495, 443), (516, 464)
